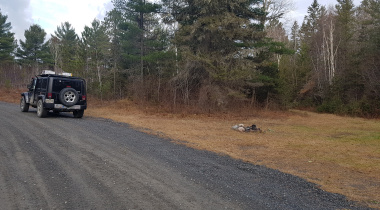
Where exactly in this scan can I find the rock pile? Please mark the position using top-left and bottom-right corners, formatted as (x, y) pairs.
(232, 124), (261, 132)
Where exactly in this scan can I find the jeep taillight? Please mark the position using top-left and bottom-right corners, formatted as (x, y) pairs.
(47, 93), (52, 99)
(82, 95), (86, 100)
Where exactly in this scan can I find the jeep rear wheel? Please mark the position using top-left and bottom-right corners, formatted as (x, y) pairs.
(59, 88), (79, 107)
(20, 97), (29, 112)
(37, 99), (48, 118)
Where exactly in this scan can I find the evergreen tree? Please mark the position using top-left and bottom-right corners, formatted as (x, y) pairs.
(301, 0), (321, 39)
(0, 11), (16, 63)
(118, 21), (141, 71)
(112, 0), (176, 103)
(53, 22), (80, 73)
(290, 21), (300, 51)
(112, 0), (161, 79)
(16, 24), (52, 68)
(333, 0), (360, 110)
(297, 0), (325, 105)
(354, 0), (380, 115)
(104, 9), (124, 98)
(275, 21), (307, 107)
(335, 0), (356, 74)
(81, 19), (111, 100)
(171, 0), (277, 107)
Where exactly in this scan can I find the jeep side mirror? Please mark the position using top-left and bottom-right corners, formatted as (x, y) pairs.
(27, 84), (31, 89)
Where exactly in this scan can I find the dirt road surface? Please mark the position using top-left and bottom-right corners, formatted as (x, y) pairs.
(0, 102), (370, 209)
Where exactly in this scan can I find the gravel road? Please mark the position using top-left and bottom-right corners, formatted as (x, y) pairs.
(0, 102), (370, 209)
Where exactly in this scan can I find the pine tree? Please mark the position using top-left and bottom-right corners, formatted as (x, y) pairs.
(297, 0), (325, 103)
(355, 0), (380, 115)
(332, 0), (361, 109)
(104, 9), (124, 98)
(300, 0), (321, 44)
(81, 19), (111, 100)
(112, 0), (161, 80)
(112, 0), (177, 103)
(53, 22), (80, 73)
(16, 24), (52, 70)
(172, 0), (271, 107)
(290, 21), (300, 51)
(335, 0), (355, 73)
(0, 11), (16, 63)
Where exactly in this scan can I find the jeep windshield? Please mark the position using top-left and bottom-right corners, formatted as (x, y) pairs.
(52, 79), (84, 93)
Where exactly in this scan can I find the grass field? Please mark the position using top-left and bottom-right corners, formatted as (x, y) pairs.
(3, 88), (380, 208)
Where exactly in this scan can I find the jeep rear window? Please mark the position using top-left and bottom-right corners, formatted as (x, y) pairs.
(52, 79), (83, 93)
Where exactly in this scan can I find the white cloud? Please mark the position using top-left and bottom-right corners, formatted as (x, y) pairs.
(31, 0), (113, 38)
(0, 0), (33, 41)
(0, 0), (113, 41)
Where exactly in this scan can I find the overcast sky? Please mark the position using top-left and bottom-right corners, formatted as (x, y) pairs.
(291, 0), (362, 24)
(0, 0), (113, 41)
(0, 0), (362, 42)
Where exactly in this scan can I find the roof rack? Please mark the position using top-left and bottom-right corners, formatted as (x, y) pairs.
(41, 70), (72, 77)
(42, 70), (56, 75)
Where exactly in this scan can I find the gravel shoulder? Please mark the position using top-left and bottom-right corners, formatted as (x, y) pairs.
(0, 102), (371, 209)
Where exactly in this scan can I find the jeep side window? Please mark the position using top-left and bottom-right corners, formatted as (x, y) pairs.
(41, 78), (47, 90)
(36, 79), (41, 89)
(28, 79), (36, 90)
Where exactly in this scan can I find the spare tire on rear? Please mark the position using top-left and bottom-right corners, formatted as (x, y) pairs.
(59, 87), (79, 107)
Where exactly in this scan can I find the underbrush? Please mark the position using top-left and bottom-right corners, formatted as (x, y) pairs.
(317, 97), (380, 118)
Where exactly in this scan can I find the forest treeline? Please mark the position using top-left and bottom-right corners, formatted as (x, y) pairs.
(0, 0), (379, 117)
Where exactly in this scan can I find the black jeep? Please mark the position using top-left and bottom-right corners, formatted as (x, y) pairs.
(20, 72), (87, 118)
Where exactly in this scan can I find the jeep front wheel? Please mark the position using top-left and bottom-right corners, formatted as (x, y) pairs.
(37, 99), (48, 118)
(59, 88), (79, 107)
(20, 97), (29, 112)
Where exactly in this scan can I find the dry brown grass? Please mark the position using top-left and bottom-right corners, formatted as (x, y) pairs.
(85, 99), (380, 209)
(3, 88), (380, 208)
(0, 87), (23, 104)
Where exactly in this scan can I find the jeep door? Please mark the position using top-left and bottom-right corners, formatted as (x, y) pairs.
(28, 78), (37, 106)
(37, 78), (48, 99)
(30, 78), (48, 106)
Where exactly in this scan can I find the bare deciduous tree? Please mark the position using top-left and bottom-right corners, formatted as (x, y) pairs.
(261, 0), (295, 24)
(321, 16), (338, 85)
